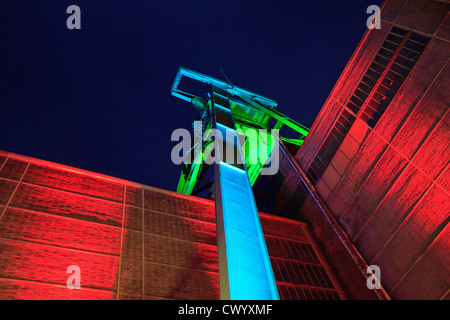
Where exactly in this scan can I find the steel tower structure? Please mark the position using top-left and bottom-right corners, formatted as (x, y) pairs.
(171, 67), (309, 300)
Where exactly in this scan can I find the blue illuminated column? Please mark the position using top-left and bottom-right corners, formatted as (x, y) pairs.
(211, 87), (279, 300)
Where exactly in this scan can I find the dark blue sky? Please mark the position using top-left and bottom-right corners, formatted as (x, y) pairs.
(1, 0), (382, 191)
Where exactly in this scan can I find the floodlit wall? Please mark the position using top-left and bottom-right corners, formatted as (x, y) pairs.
(295, 0), (449, 300)
(0, 150), (344, 300)
(0, 151), (219, 299)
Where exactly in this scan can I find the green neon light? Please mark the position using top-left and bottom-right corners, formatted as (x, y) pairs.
(172, 66), (309, 195)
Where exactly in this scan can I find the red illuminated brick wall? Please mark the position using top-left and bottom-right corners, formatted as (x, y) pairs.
(260, 213), (346, 300)
(0, 151), (219, 300)
(295, 0), (449, 300)
(0, 150), (344, 300)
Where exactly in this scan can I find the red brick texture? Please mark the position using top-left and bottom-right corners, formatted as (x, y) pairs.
(0, 150), (344, 300)
(295, 0), (450, 299)
(0, 151), (218, 300)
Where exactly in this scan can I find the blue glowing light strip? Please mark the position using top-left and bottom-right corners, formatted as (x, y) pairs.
(217, 162), (279, 300)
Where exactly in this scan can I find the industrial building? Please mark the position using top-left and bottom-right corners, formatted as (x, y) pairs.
(0, 0), (448, 300)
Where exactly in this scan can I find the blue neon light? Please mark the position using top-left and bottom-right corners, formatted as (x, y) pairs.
(218, 161), (279, 300)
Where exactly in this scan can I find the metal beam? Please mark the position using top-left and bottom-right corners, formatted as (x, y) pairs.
(211, 87), (279, 300)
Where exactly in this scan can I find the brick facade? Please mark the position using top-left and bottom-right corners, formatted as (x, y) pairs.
(293, 0), (449, 300)
(0, 150), (344, 300)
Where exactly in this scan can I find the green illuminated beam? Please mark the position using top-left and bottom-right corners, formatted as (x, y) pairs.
(177, 146), (204, 194)
(171, 66), (309, 195)
(229, 98), (309, 137)
(280, 136), (305, 146)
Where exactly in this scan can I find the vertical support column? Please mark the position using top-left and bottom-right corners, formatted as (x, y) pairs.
(211, 87), (279, 300)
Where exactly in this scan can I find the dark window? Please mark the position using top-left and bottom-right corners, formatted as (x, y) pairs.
(386, 33), (404, 44)
(350, 95), (364, 108)
(390, 26), (408, 36)
(382, 40), (400, 52)
(360, 28), (430, 129)
(399, 47), (421, 61)
(347, 101), (360, 114)
(362, 75), (377, 88)
(378, 47), (395, 60)
(366, 67), (382, 82)
(394, 55), (416, 70)
(306, 109), (356, 182)
(374, 54), (390, 67)
(306, 26), (430, 183)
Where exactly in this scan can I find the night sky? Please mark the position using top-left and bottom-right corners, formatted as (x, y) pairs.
(1, 0), (382, 191)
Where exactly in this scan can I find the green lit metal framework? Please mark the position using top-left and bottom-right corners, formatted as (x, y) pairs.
(171, 66), (309, 196)
(171, 67), (310, 299)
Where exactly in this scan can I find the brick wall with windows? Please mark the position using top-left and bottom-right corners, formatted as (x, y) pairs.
(294, 0), (449, 299)
(0, 150), (344, 300)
